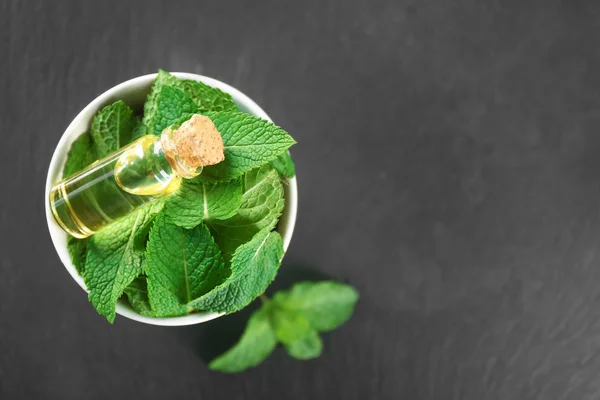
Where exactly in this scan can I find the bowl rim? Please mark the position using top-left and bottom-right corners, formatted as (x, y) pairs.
(44, 72), (298, 326)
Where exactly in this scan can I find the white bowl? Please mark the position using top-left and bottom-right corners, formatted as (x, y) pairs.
(45, 73), (298, 326)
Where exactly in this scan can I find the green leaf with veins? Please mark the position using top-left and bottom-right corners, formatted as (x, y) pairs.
(145, 214), (227, 317)
(83, 201), (164, 323)
(272, 281), (359, 332)
(132, 211), (160, 252)
(270, 304), (323, 360)
(208, 164), (284, 258)
(164, 177), (243, 229)
(270, 151), (296, 178)
(63, 131), (97, 179)
(189, 229), (284, 313)
(209, 305), (277, 373)
(146, 277), (189, 317)
(146, 86), (197, 136)
(67, 236), (87, 275)
(123, 275), (154, 317)
(143, 70), (237, 131)
(271, 307), (312, 344)
(208, 281), (358, 372)
(90, 100), (137, 158)
(200, 112), (296, 181)
(171, 74), (238, 112)
(284, 330), (323, 360)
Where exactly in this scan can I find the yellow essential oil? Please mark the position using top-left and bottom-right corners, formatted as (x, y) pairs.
(50, 114), (225, 238)
(50, 136), (181, 238)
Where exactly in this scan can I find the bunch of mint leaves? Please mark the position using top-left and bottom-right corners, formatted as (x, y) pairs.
(210, 281), (358, 373)
(61, 70), (358, 373)
(64, 69), (296, 321)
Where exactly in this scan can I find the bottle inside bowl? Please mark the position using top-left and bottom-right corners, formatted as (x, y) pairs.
(50, 115), (224, 238)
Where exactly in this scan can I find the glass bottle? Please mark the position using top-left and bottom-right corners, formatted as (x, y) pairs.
(50, 114), (223, 238)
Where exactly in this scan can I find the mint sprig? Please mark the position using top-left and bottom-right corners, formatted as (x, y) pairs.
(209, 281), (359, 373)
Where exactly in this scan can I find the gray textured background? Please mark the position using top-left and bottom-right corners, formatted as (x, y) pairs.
(2, 0), (600, 398)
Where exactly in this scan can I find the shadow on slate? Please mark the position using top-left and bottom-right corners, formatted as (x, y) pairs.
(173, 263), (334, 364)
(173, 301), (259, 364)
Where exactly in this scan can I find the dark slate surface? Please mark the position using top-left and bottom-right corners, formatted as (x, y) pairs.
(2, 0), (600, 398)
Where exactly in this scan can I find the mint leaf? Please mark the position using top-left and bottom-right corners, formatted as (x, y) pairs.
(201, 112), (296, 180)
(147, 86), (197, 136)
(84, 201), (164, 322)
(143, 70), (177, 129)
(271, 307), (312, 344)
(146, 278), (188, 317)
(171, 74), (238, 112)
(208, 165), (284, 258)
(123, 275), (154, 317)
(270, 152), (296, 179)
(132, 225), (153, 253)
(146, 214), (227, 317)
(284, 330), (323, 360)
(209, 305), (277, 373)
(132, 210), (160, 252)
(63, 132), (96, 179)
(273, 281), (359, 332)
(143, 70), (237, 131)
(164, 178), (243, 229)
(90, 100), (137, 158)
(271, 307), (323, 359)
(189, 229), (284, 313)
(67, 236), (87, 275)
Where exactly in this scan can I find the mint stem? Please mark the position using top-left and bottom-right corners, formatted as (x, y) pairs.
(259, 294), (270, 304)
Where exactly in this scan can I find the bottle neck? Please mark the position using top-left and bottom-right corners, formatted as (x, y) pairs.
(159, 128), (203, 179)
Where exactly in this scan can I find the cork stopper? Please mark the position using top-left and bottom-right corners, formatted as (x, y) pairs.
(163, 114), (225, 169)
